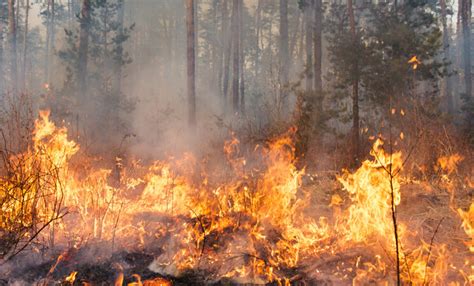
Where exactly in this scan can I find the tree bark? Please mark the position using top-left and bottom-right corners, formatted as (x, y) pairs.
(78, 0), (90, 97)
(113, 0), (125, 96)
(222, 0), (231, 103)
(211, 0), (218, 96)
(347, 0), (359, 164)
(289, 11), (301, 70)
(461, 0), (472, 99)
(298, 13), (305, 72)
(254, 0), (262, 80)
(50, 0), (56, 80)
(44, 0), (51, 84)
(231, 0), (240, 113)
(21, 0), (29, 91)
(279, 0), (289, 111)
(313, 0), (322, 93)
(186, 0), (196, 126)
(304, 0), (313, 93)
(0, 5), (4, 91)
(8, 0), (18, 94)
(239, 0), (245, 114)
(218, 0), (226, 102)
(440, 0), (453, 113)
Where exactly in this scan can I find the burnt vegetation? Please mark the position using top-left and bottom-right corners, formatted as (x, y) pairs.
(0, 0), (473, 285)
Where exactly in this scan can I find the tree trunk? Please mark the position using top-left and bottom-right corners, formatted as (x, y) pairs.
(298, 13), (305, 72)
(44, 0), (51, 84)
(347, 0), (359, 164)
(304, 0), (313, 93)
(78, 0), (90, 97)
(218, 0), (226, 103)
(289, 11), (301, 69)
(211, 0), (218, 96)
(21, 0), (29, 91)
(461, 0), (472, 99)
(50, 0), (56, 82)
(239, 0), (245, 114)
(186, 0), (196, 126)
(313, 0), (323, 130)
(294, 0), (314, 158)
(279, 0), (289, 111)
(113, 0), (125, 96)
(255, 0), (262, 80)
(8, 0), (18, 94)
(0, 5), (4, 91)
(313, 0), (322, 93)
(222, 0), (231, 103)
(231, 0), (240, 113)
(440, 0), (453, 113)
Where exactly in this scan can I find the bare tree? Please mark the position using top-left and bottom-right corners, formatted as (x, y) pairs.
(186, 0), (196, 126)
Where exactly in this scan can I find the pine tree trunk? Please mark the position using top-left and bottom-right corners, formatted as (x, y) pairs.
(313, 0), (322, 93)
(44, 0), (51, 84)
(218, 0), (226, 102)
(78, 0), (90, 97)
(8, 0), (18, 94)
(304, 0), (313, 93)
(440, 0), (453, 113)
(298, 13), (305, 71)
(289, 11), (301, 70)
(21, 0), (29, 91)
(461, 0), (472, 98)
(50, 0), (56, 82)
(222, 0), (231, 103)
(313, 0), (323, 130)
(113, 0), (125, 96)
(279, 0), (289, 111)
(0, 6), (4, 91)
(294, 0), (315, 158)
(239, 0), (245, 114)
(211, 0), (218, 96)
(231, 0), (240, 113)
(255, 0), (262, 80)
(347, 0), (359, 164)
(186, 0), (196, 126)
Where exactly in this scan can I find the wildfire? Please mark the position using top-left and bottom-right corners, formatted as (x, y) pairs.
(337, 138), (402, 246)
(1, 111), (472, 284)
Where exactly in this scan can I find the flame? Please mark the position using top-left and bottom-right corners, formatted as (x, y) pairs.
(408, 55), (421, 70)
(337, 139), (402, 245)
(458, 203), (474, 252)
(126, 274), (171, 286)
(437, 154), (464, 175)
(65, 271), (77, 283)
(1, 111), (471, 284)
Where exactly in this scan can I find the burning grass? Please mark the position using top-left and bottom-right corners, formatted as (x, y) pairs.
(0, 111), (472, 285)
